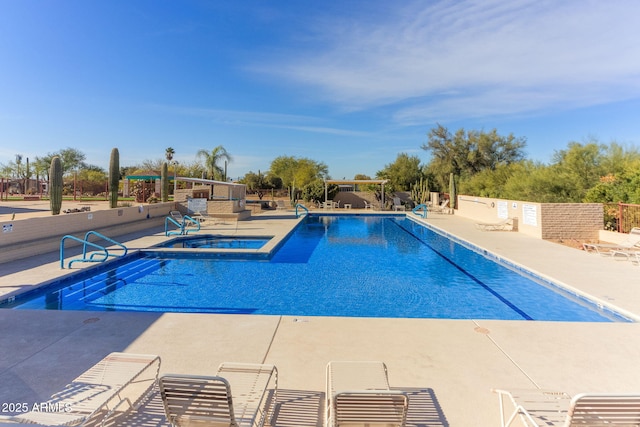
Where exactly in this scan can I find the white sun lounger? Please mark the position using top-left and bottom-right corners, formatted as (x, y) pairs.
(493, 388), (640, 427)
(159, 362), (278, 427)
(611, 249), (640, 264)
(0, 352), (161, 426)
(583, 227), (640, 255)
(325, 361), (408, 427)
(431, 199), (450, 214)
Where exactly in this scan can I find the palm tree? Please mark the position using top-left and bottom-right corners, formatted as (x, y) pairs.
(196, 145), (232, 181)
(166, 147), (177, 195)
(165, 147), (175, 162)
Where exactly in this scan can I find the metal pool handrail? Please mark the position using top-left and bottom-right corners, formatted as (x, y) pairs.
(59, 231), (128, 269)
(83, 231), (128, 258)
(165, 215), (201, 236)
(295, 204), (309, 218)
(182, 215), (201, 234)
(165, 216), (183, 236)
(412, 204), (428, 218)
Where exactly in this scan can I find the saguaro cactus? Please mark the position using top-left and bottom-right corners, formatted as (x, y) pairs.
(49, 156), (63, 215)
(411, 177), (429, 205)
(449, 172), (456, 211)
(161, 161), (169, 202)
(109, 148), (120, 208)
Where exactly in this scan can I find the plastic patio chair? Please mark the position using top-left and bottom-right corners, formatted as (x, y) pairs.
(160, 362), (278, 427)
(493, 388), (640, 427)
(0, 352), (161, 426)
(325, 361), (408, 427)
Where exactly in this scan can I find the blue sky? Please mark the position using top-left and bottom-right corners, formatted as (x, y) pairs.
(2, 0), (640, 180)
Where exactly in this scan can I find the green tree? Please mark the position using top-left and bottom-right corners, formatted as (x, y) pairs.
(459, 163), (520, 198)
(137, 158), (164, 172)
(422, 124), (526, 190)
(551, 141), (605, 198)
(584, 170), (640, 204)
(241, 170), (275, 191)
(77, 166), (107, 196)
(302, 179), (337, 203)
(35, 148), (87, 179)
(600, 142), (640, 176)
(269, 156), (328, 189)
(197, 145), (232, 181)
(376, 153), (423, 191)
(500, 161), (581, 203)
(353, 174), (372, 180)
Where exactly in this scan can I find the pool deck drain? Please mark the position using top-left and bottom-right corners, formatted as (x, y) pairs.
(1, 205), (640, 426)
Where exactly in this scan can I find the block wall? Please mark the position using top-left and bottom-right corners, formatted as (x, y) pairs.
(540, 203), (603, 240)
(0, 202), (174, 264)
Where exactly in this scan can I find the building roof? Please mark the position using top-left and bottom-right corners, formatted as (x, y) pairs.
(324, 179), (389, 185)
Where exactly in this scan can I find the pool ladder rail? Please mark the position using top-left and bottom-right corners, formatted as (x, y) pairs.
(60, 231), (128, 269)
(295, 204), (309, 218)
(412, 204), (428, 218)
(164, 215), (201, 236)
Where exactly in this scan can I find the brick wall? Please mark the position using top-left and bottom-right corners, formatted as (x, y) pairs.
(540, 203), (603, 240)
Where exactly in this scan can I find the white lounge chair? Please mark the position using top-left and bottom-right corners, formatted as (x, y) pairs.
(191, 210), (209, 223)
(583, 227), (640, 255)
(160, 362), (278, 427)
(493, 388), (640, 427)
(325, 361), (408, 427)
(431, 199), (450, 214)
(363, 200), (374, 210)
(476, 218), (514, 231)
(611, 249), (640, 264)
(0, 352), (161, 426)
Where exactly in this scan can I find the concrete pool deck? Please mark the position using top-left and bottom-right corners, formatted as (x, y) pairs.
(1, 204), (640, 426)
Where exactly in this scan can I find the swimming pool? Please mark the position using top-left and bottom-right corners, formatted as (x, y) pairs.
(160, 235), (272, 249)
(3, 215), (629, 322)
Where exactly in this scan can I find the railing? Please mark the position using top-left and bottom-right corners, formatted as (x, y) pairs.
(165, 215), (201, 236)
(412, 204), (428, 218)
(295, 204), (309, 218)
(60, 231), (128, 269)
(165, 216), (183, 236)
(603, 202), (640, 233)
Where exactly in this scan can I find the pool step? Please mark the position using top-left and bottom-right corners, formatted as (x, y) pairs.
(56, 258), (162, 307)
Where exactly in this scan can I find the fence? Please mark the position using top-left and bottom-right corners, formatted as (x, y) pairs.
(603, 202), (640, 233)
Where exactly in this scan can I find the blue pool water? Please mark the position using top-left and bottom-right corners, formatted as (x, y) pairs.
(160, 235), (271, 249)
(4, 215), (628, 322)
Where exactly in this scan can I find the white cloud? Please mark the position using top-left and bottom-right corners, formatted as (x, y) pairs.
(146, 104), (375, 137)
(255, 0), (640, 123)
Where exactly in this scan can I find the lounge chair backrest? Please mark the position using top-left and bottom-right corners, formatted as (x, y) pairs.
(567, 393), (640, 426)
(333, 391), (408, 427)
(160, 374), (237, 427)
(326, 361), (408, 427)
(0, 352), (161, 427)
